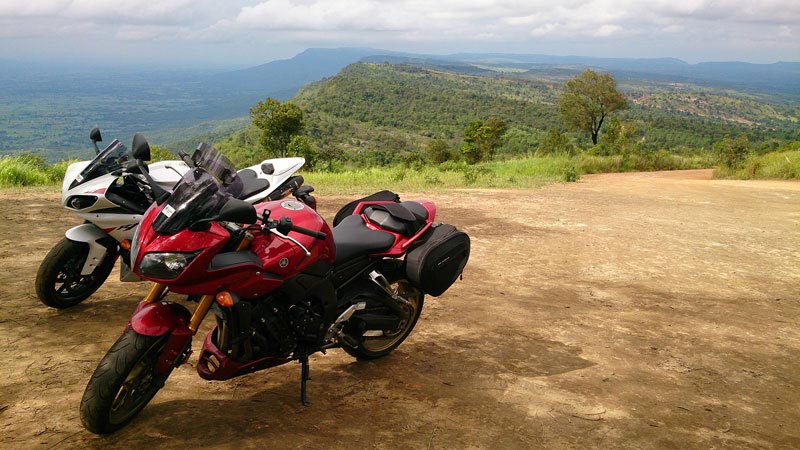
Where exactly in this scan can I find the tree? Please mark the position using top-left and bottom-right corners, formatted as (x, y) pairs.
(424, 139), (452, 164)
(559, 70), (628, 145)
(461, 118), (508, 164)
(149, 144), (174, 162)
(537, 128), (569, 155)
(714, 135), (750, 169)
(286, 135), (318, 170)
(250, 98), (305, 157)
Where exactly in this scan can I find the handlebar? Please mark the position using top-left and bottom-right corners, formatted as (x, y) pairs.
(177, 151), (194, 168)
(276, 216), (326, 240)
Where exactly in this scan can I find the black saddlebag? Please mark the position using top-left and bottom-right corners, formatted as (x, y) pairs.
(333, 190), (400, 227)
(405, 224), (470, 297)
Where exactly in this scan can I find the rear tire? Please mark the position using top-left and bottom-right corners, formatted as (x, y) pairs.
(80, 329), (173, 434)
(343, 280), (424, 360)
(35, 237), (117, 308)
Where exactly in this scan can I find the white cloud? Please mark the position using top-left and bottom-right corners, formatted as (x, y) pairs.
(0, 0), (797, 63)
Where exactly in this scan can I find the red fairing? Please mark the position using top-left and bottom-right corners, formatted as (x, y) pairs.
(254, 199), (335, 270)
(133, 199), (334, 299)
(130, 301), (191, 336)
(196, 326), (290, 380)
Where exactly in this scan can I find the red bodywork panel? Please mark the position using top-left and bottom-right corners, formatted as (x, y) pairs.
(352, 200), (436, 257)
(196, 326), (290, 380)
(129, 300), (193, 374)
(134, 199), (334, 299)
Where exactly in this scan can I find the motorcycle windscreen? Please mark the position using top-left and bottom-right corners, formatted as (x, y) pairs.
(70, 140), (130, 189)
(191, 142), (243, 197)
(151, 171), (230, 235)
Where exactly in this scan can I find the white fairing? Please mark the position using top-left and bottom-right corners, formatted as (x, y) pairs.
(240, 157), (305, 203)
(62, 161), (91, 193)
(65, 223), (112, 275)
(58, 155), (304, 281)
(147, 160), (191, 191)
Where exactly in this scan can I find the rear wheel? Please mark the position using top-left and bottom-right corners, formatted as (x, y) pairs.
(344, 280), (424, 360)
(80, 329), (173, 434)
(35, 237), (117, 308)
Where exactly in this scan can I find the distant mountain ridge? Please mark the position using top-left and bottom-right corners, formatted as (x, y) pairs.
(1, 47), (797, 159)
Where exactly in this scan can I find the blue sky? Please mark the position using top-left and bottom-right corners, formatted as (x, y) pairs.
(0, 0), (797, 67)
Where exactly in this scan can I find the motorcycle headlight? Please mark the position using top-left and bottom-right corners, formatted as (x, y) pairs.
(130, 225), (142, 266)
(138, 252), (198, 279)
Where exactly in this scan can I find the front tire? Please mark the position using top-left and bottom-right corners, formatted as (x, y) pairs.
(80, 329), (172, 434)
(35, 237), (117, 308)
(344, 280), (424, 360)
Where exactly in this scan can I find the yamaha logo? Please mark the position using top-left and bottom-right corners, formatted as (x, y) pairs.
(278, 257), (289, 268)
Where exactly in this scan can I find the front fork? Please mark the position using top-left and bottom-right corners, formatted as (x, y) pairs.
(137, 232), (254, 372)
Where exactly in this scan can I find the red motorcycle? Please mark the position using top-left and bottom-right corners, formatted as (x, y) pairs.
(80, 143), (470, 434)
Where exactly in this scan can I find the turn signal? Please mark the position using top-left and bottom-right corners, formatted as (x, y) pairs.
(216, 291), (234, 307)
(120, 239), (132, 251)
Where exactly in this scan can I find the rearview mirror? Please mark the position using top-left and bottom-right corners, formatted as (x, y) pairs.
(217, 198), (257, 224)
(132, 133), (151, 161)
(90, 127), (102, 143)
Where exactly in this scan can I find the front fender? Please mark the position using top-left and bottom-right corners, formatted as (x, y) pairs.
(130, 301), (191, 336)
(65, 223), (112, 275)
(130, 301), (193, 374)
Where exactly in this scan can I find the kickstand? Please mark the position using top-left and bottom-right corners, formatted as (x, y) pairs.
(300, 354), (311, 406)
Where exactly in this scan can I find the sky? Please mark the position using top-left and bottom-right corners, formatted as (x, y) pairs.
(0, 0), (798, 68)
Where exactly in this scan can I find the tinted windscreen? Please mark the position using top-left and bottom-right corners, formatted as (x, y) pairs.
(71, 140), (130, 188)
(191, 142), (243, 198)
(151, 171), (229, 235)
(150, 142), (242, 235)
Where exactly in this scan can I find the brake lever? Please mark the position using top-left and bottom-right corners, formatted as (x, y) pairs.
(269, 228), (311, 256)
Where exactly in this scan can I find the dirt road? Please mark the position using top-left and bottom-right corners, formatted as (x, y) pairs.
(1, 170), (798, 449)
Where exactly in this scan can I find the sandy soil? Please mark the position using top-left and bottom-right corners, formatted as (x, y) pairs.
(0, 170), (798, 449)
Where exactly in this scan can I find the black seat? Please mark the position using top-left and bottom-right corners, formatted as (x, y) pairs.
(236, 168), (270, 200)
(364, 201), (428, 236)
(333, 215), (395, 264)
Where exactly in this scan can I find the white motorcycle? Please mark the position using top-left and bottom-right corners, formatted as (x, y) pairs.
(36, 128), (307, 309)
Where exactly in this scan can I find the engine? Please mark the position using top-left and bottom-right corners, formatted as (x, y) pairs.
(213, 295), (325, 363)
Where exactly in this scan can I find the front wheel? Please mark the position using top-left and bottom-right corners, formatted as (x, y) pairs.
(344, 280), (424, 360)
(80, 329), (173, 434)
(35, 237), (117, 308)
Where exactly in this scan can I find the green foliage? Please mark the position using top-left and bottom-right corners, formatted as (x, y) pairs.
(208, 62), (798, 171)
(499, 127), (539, 157)
(537, 128), (570, 156)
(561, 166), (578, 182)
(713, 135), (751, 169)
(286, 135), (318, 170)
(0, 154), (63, 186)
(558, 70), (628, 144)
(461, 118), (508, 164)
(591, 117), (641, 157)
(149, 144), (174, 162)
(250, 98), (305, 158)
(714, 145), (800, 180)
(424, 139), (452, 164)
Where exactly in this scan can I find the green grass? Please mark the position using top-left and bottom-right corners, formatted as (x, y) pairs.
(0, 152), (715, 192)
(306, 153), (713, 195)
(714, 151), (800, 180)
(0, 154), (69, 187)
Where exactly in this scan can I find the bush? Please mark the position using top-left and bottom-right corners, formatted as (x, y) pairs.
(0, 155), (59, 186)
(561, 166), (578, 182)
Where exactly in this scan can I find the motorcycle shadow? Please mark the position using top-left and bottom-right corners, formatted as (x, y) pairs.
(94, 333), (593, 447)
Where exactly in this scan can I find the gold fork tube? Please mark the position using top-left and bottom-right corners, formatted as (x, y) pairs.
(187, 231), (254, 335)
(188, 294), (214, 334)
(143, 283), (167, 303)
